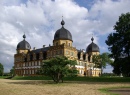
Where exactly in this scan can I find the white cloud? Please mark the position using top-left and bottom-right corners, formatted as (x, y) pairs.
(88, 0), (130, 34)
(0, 22), (20, 47)
(0, 0), (130, 72)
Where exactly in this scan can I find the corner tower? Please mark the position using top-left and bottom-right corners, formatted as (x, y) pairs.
(16, 34), (31, 54)
(53, 19), (73, 47)
(47, 18), (77, 60)
(86, 37), (100, 54)
(86, 37), (100, 63)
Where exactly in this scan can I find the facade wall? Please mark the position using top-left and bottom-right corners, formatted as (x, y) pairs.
(53, 39), (72, 47)
(14, 48), (101, 76)
(14, 39), (101, 77)
(14, 58), (42, 76)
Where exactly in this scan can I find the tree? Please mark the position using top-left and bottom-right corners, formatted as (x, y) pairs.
(0, 63), (4, 76)
(10, 66), (14, 76)
(40, 56), (78, 83)
(106, 12), (130, 76)
(92, 52), (113, 75)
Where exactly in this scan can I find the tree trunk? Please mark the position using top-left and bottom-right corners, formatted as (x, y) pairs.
(55, 73), (60, 83)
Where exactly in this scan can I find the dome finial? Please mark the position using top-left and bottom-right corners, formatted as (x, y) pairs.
(61, 16), (65, 26)
(23, 32), (26, 40)
(91, 34), (94, 42)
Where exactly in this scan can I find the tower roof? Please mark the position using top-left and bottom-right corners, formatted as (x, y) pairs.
(17, 34), (31, 50)
(86, 37), (99, 53)
(54, 19), (72, 41)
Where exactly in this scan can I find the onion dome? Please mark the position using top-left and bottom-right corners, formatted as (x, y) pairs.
(86, 37), (99, 53)
(54, 19), (72, 41)
(17, 34), (31, 50)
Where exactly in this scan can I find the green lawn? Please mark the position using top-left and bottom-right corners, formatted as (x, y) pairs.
(4, 76), (130, 95)
(0, 76), (9, 79)
(65, 76), (130, 82)
(12, 76), (51, 80)
(99, 87), (120, 95)
(99, 86), (130, 95)
(12, 76), (130, 82)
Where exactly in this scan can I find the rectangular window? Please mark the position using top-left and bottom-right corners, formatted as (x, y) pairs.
(17, 64), (19, 67)
(27, 55), (30, 61)
(82, 62), (84, 66)
(66, 51), (68, 55)
(24, 70), (25, 74)
(68, 43), (70, 46)
(26, 70), (28, 74)
(32, 62), (34, 66)
(56, 51), (58, 55)
(34, 69), (37, 74)
(60, 50), (62, 54)
(32, 70), (34, 74)
(29, 62), (31, 66)
(27, 62), (28, 66)
(30, 70), (31, 74)
(23, 63), (25, 67)
(79, 62), (81, 65)
(71, 52), (73, 56)
(40, 53), (43, 59)
(39, 61), (41, 66)
(33, 62), (35, 66)
(33, 55), (35, 60)
(35, 61), (36, 66)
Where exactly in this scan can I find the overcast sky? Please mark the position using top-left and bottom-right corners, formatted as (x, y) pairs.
(0, 0), (130, 73)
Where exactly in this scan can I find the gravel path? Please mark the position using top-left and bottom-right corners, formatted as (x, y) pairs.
(0, 79), (130, 95)
(109, 88), (130, 95)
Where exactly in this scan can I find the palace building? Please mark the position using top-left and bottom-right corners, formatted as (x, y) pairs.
(14, 19), (101, 76)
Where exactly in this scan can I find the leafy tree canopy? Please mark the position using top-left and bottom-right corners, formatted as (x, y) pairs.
(10, 66), (14, 76)
(0, 63), (4, 76)
(105, 12), (130, 76)
(40, 56), (78, 83)
(92, 52), (113, 75)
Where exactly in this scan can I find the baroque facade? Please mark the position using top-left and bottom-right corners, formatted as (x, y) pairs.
(14, 19), (101, 76)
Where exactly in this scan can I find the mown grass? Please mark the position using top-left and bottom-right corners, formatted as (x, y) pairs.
(0, 76), (9, 79)
(64, 76), (130, 82)
(12, 76), (51, 80)
(99, 86), (130, 95)
(12, 76), (130, 82)
(6, 76), (130, 95)
(99, 87), (119, 95)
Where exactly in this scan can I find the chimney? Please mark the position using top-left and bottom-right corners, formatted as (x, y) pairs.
(43, 45), (46, 48)
(33, 47), (36, 50)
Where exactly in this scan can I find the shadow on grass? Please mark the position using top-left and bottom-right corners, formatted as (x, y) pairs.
(9, 76), (130, 86)
(6, 79), (130, 86)
(6, 80), (57, 85)
(99, 87), (130, 95)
